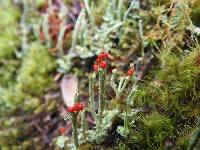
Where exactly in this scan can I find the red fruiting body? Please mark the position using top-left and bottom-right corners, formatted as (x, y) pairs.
(74, 102), (84, 112)
(80, 2), (85, 9)
(59, 127), (66, 134)
(127, 69), (134, 76)
(67, 102), (84, 113)
(98, 52), (109, 59)
(93, 64), (99, 72)
(67, 106), (75, 112)
(95, 58), (102, 64)
(100, 61), (108, 69)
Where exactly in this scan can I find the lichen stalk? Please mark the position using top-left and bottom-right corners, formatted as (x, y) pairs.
(124, 82), (137, 134)
(117, 76), (130, 101)
(89, 73), (96, 121)
(20, 0), (29, 55)
(111, 70), (130, 101)
(139, 19), (144, 57)
(43, 13), (52, 48)
(81, 110), (87, 143)
(57, 4), (68, 57)
(111, 70), (118, 93)
(71, 113), (79, 148)
(97, 69), (106, 129)
(83, 0), (95, 27)
(70, 10), (85, 54)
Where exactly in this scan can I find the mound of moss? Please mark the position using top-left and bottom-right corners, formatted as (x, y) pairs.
(0, 42), (57, 148)
(142, 113), (173, 149)
(190, 0), (200, 27)
(130, 47), (200, 149)
(1, 42), (56, 112)
(0, 60), (20, 87)
(17, 43), (56, 95)
(135, 47), (200, 117)
(0, 2), (20, 59)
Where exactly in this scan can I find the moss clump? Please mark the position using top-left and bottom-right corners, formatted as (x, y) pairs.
(190, 0), (200, 27)
(0, 3), (20, 59)
(0, 60), (20, 87)
(17, 43), (57, 95)
(153, 0), (171, 6)
(135, 47), (200, 117)
(142, 112), (173, 149)
(0, 42), (56, 114)
(177, 135), (189, 149)
(156, 48), (200, 117)
(132, 47), (200, 149)
(35, 0), (46, 7)
(0, 43), (57, 147)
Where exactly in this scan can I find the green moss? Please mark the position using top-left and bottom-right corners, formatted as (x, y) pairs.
(0, 43), (56, 114)
(35, 0), (46, 7)
(0, 5), (20, 28)
(153, 0), (171, 6)
(0, 128), (20, 145)
(0, 4), (20, 59)
(142, 112), (173, 149)
(190, 0), (200, 26)
(135, 47), (200, 117)
(0, 42), (57, 147)
(157, 48), (200, 116)
(132, 47), (200, 149)
(177, 135), (189, 149)
(17, 43), (56, 95)
(0, 60), (20, 87)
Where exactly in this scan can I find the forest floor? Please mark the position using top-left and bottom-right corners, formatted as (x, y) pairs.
(0, 0), (200, 150)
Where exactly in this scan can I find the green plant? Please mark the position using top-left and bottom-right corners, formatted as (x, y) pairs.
(17, 43), (56, 95)
(0, 43), (56, 115)
(190, 1), (200, 26)
(142, 112), (173, 149)
(188, 117), (200, 150)
(0, 3), (20, 59)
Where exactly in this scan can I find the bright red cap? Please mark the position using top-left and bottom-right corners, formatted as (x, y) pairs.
(95, 58), (102, 65)
(100, 61), (108, 69)
(74, 102), (84, 112)
(93, 64), (99, 72)
(59, 127), (66, 134)
(98, 52), (109, 59)
(67, 106), (75, 113)
(67, 102), (84, 113)
(127, 69), (134, 76)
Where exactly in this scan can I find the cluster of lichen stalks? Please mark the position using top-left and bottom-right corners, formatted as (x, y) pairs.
(59, 52), (136, 148)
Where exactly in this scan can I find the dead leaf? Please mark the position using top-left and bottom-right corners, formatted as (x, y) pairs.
(61, 75), (78, 107)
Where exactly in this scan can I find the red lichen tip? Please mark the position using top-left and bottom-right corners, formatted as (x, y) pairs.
(100, 61), (108, 69)
(93, 64), (99, 72)
(74, 102), (84, 112)
(67, 102), (84, 113)
(80, 2), (85, 9)
(127, 69), (134, 76)
(67, 106), (75, 113)
(59, 127), (66, 134)
(98, 52), (109, 59)
(95, 58), (102, 65)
